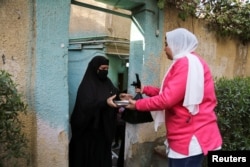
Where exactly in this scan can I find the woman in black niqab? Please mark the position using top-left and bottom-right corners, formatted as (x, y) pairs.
(69, 56), (119, 167)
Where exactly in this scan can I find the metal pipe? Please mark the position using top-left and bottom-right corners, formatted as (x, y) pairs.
(69, 39), (130, 45)
(71, 0), (131, 19)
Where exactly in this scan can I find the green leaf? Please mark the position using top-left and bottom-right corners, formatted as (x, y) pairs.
(0, 70), (28, 165)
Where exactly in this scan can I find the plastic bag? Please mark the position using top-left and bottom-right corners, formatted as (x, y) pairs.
(121, 92), (153, 124)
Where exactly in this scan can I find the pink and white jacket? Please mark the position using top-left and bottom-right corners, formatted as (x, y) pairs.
(135, 54), (222, 156)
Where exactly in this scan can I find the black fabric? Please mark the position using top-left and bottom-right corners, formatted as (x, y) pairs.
(69, 56), (118, 167)
(117, 124), (125, 167)
(121, 93), (153, 124)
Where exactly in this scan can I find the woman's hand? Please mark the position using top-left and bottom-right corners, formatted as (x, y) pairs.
(125, 99), (136, 110)
(107, 95), (118, 108)
(119, 93), (133, 100)
(135, 85), (144, 94)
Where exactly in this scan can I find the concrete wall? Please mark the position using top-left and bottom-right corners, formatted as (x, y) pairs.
(69, 0), (131, 38)
(163, 6), (250, 79)
(0, 0), (36, 166)
(1, 0), (71, 166)
(34, 0), (71, 166)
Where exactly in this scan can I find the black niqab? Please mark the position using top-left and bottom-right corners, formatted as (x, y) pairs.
(69, 56), (118, 167)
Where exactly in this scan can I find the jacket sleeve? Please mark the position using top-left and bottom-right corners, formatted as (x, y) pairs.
(143, 86), (160, 97)
(136, 58), (188, 111)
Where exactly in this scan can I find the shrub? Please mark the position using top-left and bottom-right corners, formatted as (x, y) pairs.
(0, 70), (28, 167)
(215, 77), (250, 150)
(157, 0), (250, 43)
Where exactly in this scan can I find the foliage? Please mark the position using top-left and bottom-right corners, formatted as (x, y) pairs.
(157, 0), (250, 43)
(0, 70), (28, 166)
(214, 77), (250, 150)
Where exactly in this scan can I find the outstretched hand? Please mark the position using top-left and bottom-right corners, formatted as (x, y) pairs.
(119, 93), (133, 100)
(135, 85), (143, 93)
(125, 99), (136, 110)
(107, 95), (117, 108)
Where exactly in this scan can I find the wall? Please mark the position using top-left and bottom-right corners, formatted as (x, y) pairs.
(163, 6), (250, 79)
(0, 0), (36, 166)
(1, 0), (71, 166)
(34, 0), (71, 166)
(69, 0), (131, 38)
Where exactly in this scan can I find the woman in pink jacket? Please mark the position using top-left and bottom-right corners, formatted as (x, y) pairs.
(125, 28), (222, 167)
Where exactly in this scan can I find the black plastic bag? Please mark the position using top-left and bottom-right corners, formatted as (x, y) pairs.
(121, 93), (153, 124)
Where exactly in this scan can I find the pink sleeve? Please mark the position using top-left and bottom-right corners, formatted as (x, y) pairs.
(136, 58), (188, 111)
(143, 86), (160, 97)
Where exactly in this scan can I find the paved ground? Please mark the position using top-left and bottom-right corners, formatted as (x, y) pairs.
(151, 145), (168, 167)
(151, 152), (168, 167)
(112, 142), (168, 167)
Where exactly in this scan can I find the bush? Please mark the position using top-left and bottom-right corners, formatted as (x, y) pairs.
(0, 70), (28, 167)
(215, 77), (250, 150)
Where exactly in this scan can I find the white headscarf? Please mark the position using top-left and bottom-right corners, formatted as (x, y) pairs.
(153, 28), (204, 131)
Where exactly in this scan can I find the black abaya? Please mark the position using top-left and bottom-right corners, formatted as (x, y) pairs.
(69, 56), (118, 167)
